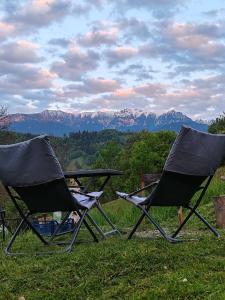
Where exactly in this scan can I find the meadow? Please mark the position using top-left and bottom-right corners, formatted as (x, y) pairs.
(1, 168), (225, 299)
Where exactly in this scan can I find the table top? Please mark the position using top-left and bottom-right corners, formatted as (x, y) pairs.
(64, 169), (123, 178)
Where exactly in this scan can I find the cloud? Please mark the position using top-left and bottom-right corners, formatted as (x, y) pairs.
(0, 61), (56, 94)
(79, 75), (225, 118)
(118, 64), (155, 81)
(6, 0), (71, 29)
(63, 78), (121, 97)
(135, 83), (168, 97)
(48, 38), (71, 48)
(132, 75), (225, 118)
(70, 93), (150, 112)
(51, 46), (100, 81)
(117, 17), (151, 41)
(78, 27), (119, 47)
(0, 21), (16, 41)
(0, 40), (43, 63)
(0, 0), (86, 38)
(138, 20), (225, 75)
(203, 9), (225, 18)
(111, 0), (186, 18)
(105, 46), (139, 66)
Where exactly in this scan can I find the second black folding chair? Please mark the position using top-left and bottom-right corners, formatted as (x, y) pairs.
(117, 126), (225, 243)
(0, 135), (103, 255)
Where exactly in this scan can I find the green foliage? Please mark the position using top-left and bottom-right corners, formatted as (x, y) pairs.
(208, 113), (225, 134)
(94, 141), (122, 169)
(123, 131), (176, 190)
(91, 130), (176, 196)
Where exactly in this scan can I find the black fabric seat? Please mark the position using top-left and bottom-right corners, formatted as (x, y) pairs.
(0, 135), (102, 255)
(117, 126), (225, 242)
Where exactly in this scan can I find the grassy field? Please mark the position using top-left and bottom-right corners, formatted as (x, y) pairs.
(1, 169), (225, 299)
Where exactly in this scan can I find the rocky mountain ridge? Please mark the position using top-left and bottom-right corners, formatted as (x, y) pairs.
(9, 109), (208, 136)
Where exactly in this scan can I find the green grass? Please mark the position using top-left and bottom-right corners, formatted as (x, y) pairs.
(1, 235), (225, 299)
(1, 169), (225, 299)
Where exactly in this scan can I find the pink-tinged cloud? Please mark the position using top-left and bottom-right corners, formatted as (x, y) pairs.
(106, 46), (139, 65)
(113, 88), (135, 98)
(161, 21), (225, 59)
(112, 46), (138, 57)
(0, 62), (57, 93)
(0, 40), (43, 63)
(63, 78), (121, 97)
(0, 22), (15, 41)
(3, 0), (74, 36)
(83, 78), (120, 93)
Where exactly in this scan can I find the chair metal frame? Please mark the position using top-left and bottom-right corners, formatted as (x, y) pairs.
(0, 208), (6, 241)
(120, 175), (220, 243)
(4, 185), (99, 255)
(65, 170), (122, 238)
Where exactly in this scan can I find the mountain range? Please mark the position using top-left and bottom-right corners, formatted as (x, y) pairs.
(9, 109), (208, 136)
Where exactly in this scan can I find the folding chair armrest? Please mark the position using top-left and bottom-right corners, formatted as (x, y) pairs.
(128, 181), (159, 197)
(70, 190), (96, 199)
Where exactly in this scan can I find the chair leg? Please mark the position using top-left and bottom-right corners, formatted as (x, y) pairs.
(141, 207), (180, 243)
(171, 209), (195, 238)
(191, 208), (220, 237)
(77, 211), (98, 242)
(86, 213), (106, 239)
(128, 210), (146, 239)
(171, 205), (220, 238)
(95, 201), (121, 236)
(128, 206), (180, 243)
(5, 217), (26, 254)
(49, 212), (71, 242)
(64, 209), (89, 252)
(1, 211), (6, 241)
(5, 212), (51, 255)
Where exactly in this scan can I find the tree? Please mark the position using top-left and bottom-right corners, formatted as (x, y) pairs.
(123, 131), (176, 190)
(93, 141), (122, 169)
(208, 113), (225, 134)
(0, 106), (9, 131)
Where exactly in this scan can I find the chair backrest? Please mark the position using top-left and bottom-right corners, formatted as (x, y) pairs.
(149, 171), (208, 207)
(149, 127), (225, 207)
(0, 136), (76, 213)
(12, 179), (76, 213)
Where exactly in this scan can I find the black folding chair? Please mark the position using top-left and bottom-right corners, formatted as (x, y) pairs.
(0, 135), (102, 255)
(117, 126), (225, 243)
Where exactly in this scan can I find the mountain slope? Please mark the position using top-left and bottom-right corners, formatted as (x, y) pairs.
(9, 109), (208, 136)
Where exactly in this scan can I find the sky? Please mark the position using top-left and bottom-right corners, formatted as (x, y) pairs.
(0, 0), (225, 120)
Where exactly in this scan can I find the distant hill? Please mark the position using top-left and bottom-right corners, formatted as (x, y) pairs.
(9, 108), (208, 136)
